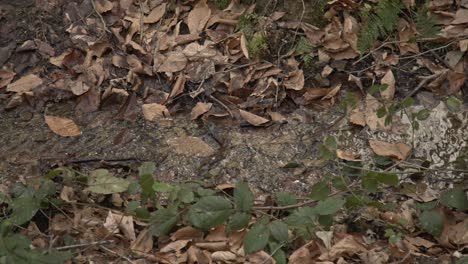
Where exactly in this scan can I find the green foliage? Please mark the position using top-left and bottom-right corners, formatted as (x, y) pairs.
(294, 37), (313, 67)
(187, 196), (233, 230)
(244, 219), (270, 254)
(236, 13), (260, 35)
(248, 33), (268, 58)
(309, 181), (330, 201)
(87, 169), (131, 194)
(358, 0), (402, 52)
(446, 96), (462, 112)
(440, 188), (468, 210)
(234, 182), (255, 212)
(420, 210), (444, 236)
(414, 4), (440, 38)
(385, 228), (403, 244)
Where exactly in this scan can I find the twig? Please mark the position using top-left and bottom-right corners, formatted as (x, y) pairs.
(399, 40), (457, 60)
(254, 182), (357, 210)
(100, 245), (136, 264)
(403, 71), (446, 100)
(209, 94), (234, 118)
(353, 40), (405, 65)
(55, 240), (114, 251)
(90, 0), (111, 33)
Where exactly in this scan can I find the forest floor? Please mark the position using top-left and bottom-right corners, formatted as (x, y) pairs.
(0, 0), (467, 263)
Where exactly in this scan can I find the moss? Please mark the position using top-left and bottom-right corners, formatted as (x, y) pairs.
(248, 33), (268, 58)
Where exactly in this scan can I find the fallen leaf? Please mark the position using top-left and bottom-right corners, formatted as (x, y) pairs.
(191, 102), (212, 120)
(157, 52), (187, 73)
(171, 226), (204, 241)
(167, 136), (215, 157)
(87, 169), (131, 194)
(239, 109), (269, 126)
(321, 65), (334, 78)
(70, 79), (90, 96)
(284, 70), (304, 90)
(169, 73), (186, 99)
(7, 74), (43, 93)
(319, 235), (367, 261)
(365, 94), (389, 131)
(160, 240), (190, 253)
(369, 140), (411, 160)
(289, 241), (320, 264)
(104, 211), (136, 241)
(144, 3), (167, 24)
(95, 0), (113, 13)
(131, 228), (153, 254)
(187, 246), (212, 263)
(187, 0), (211, 34)
(304, 88), (330, 101)
(451, 9), (468, 24)
(240, 33), (249, 59)
(0, 69), (15, 88)
(142, 103), (170, 122)
(380, 70), (395, 100)
(45, 116), (81, 137)
(211, 251), (236, 262)
(336, 149), (361, 161)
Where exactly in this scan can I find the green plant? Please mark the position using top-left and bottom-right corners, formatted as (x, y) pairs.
(294, 37), (313, 67)
(236, 13), (260, 36)
(414, 1), (440, 38)
(209, 0), (230, 10)
(248, 33), (268, 58)
(358, 0), (402, 52)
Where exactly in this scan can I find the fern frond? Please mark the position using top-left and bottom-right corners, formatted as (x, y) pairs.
(415, 8), (440, 38)
(358, 0), (402, 52)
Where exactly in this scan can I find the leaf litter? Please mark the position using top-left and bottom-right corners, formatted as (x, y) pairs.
(0, 0), (467, 263)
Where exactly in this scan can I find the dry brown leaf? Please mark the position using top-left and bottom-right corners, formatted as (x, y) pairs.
(451, 9), (468, 24)
(447, 71), (465, 94)
(211, 251), (237, 262)
(144, 3), (167, 24)
(131, 228), (153, 254)
(95, 0), (113, 13)
(45, 116), (81, 137)
(171, 226), (204, 241)
(7, 74), (43, 93)
(369, 140), (411, 160)
(104, 211), (136, 241)
(321, 65), (334, 78)
(381, 70), (395, 100)
(304, 88), (330, 101)
(167, 136), (215, 157)
(365, 94), (389, 131)
(240, 33), (249, 59)
(322, 82), (342, 100)
(319, 235), (367, 261)
(187, 0), (211, 34)
(289, 241), (320, 264)
(248, 251), (275, 264)
(59, 186), (75, 202)
(239, 109), (269, 126)
(157, 52), (187, 73)
(169, 73), (186, 99)
(161, 240), (191, 253)
(284, 70), (304, 90)
(359, 250), (389, 264)
(349, 102), (366, 126)
(70, 79), (91, 96)
(142, 103), (170, 122)
(336, 149), (361, 161)
(0, 69), (15, 88)
(191, 102), (213, 120)
(397, 19), (419, 54)
(187, 246), (212, 264)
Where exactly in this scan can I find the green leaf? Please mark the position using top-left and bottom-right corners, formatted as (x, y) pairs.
(152, 182), (172, 193)
(127, 181), (140, 194)
(315, 197), (345, 215)
(243, 222), (270, 254)
(416, 109), (430, 120)
(440, 188), (468, 210)
(309, 181), (330, 201)
(345, 195), (367, 209)
(362, 175), (378, 193)
(446, 96), (461, 112)
(234, 182), (254, 212)
(178, 187), (195, 204)
(269, 220), (289, 243)
(415, 201), (438, 211)
(331, 176), (348, 191)
(375, 172), (399, 186)
(275, 192), (297, 207)
(87, 169), (131, 194)
(420, 210), (444, 236)
(139, 162), (156, 177)
(318, 145), (334, 160)
(384, 115), (392, 126)
(325, 136), (337, 150)
(227, 212), (251, 233)
(318, 214), (333, 229)
(269, 242), (287, 264)
(369, 84), (387, 95)
(139, 162), (156, 199)
(285, 207), (317, 227)
(377, 106), (387, 118)
(8, 191), (40, 225)
(400, 97), (414, 108)
(149, 207), (179, 236)
(373, 154), (394, 167)
(196, 187), (216, 197)
(187, 196), (233, 230)
(135, 208), (150, 220)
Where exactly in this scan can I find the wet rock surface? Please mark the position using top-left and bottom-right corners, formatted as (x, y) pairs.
(0, 101), (466, 193)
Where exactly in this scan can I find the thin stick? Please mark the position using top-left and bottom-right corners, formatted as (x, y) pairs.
(55, 240), (114, 251)
(353, 40), (405, 65)
(403, 71), (445, 100)
(90, 0), (111, 33)
(100, 245), (136, 264)
(209, 94), (234, 118)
